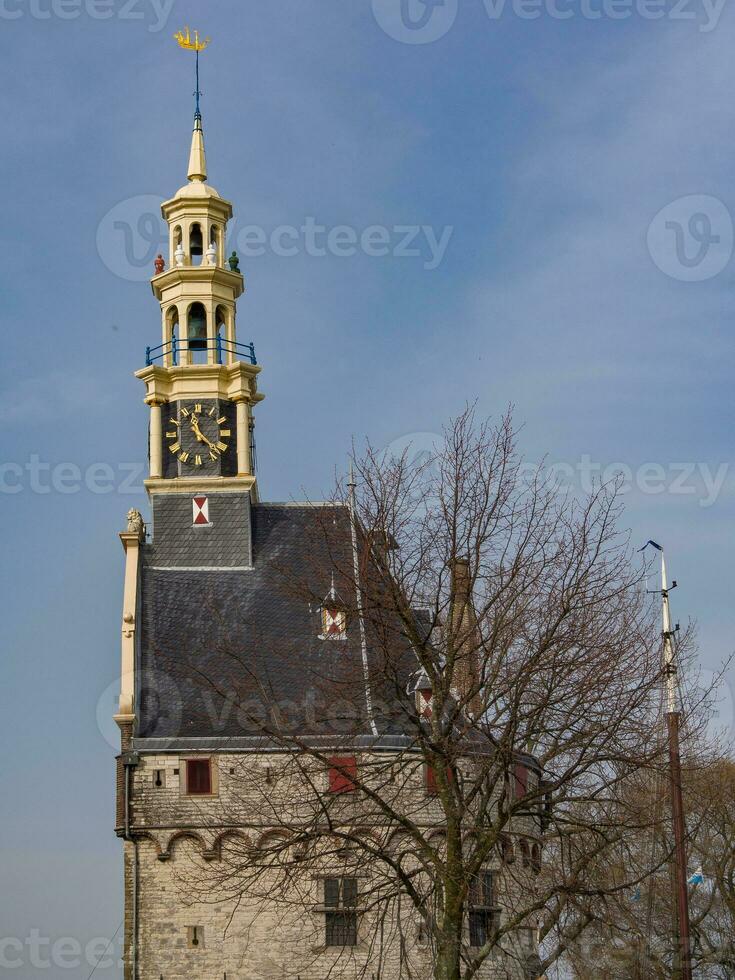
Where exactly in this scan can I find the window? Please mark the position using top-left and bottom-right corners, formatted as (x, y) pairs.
(186, 925), (203, 948)
(187, 302), (208, 356)
(325, 877), (358, 947)
(153, 769), (165, 788)
(186, 759), (212, 795)
(468, 871), (499, 948)
(189, 222), (203, 263)
(500, 836), (515, 865)
(328, 756), (357, 794)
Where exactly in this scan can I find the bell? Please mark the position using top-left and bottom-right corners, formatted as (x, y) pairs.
(188, 303), (207, 351)
(190, 223), (203, 257)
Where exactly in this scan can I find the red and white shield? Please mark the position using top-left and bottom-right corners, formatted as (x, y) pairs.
(322, 607), (346, 637)
(192, 495), (210, 526)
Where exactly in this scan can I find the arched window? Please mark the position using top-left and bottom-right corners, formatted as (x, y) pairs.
(166, 306), (179, 365)
(214, 305), (228, 363)
(187, 303), (208, 362)
(500, 836), (515, 865)
(172, 226), (183, 267)
(210, 224), (221, 266)
(190, 222), (203, 265)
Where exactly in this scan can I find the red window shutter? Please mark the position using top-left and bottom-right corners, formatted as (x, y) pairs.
(425, 764), (438, 795)
(329, 756), (357, 794)
(187, 759), (211, 795)
(514, 763), (527, 799)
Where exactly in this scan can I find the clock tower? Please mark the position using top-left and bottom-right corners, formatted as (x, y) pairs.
(136, 106), (262, 492)
(111, 44), (539, 980)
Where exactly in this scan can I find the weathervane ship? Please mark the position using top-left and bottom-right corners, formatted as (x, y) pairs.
(173, 26), (211, 51)
(174, 26), (211, 121)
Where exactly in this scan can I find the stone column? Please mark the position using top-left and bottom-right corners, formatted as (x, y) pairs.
(149, 401), (163, 479)
(236, 399), (251, 476)
(115, 523), (143, 726)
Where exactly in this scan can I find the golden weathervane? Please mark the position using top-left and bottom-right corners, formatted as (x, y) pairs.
(174, 28), (211, 118)
(174, 27), (211, 52)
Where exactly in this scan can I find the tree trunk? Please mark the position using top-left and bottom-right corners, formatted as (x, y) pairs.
(435, 936), (462, 980)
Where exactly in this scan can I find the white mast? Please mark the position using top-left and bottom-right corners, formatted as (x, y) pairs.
(661, 551), (678, 715)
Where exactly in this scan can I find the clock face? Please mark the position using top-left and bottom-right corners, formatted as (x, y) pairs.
(165, 402), (232, 468)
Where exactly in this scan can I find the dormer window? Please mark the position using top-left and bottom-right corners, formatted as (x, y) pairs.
(407, 669), (433, 720)
(319, 577), (348, 639)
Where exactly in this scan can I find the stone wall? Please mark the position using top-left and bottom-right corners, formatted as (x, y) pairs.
(119, 750), (542, 980)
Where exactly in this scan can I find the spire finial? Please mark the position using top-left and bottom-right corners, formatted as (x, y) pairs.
(174, 28), (211, 182)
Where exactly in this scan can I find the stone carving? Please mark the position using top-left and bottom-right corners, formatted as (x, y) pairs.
(127, 508), (145, 539)
(122, 612), (135, 638)
(154, 254), (165, 274)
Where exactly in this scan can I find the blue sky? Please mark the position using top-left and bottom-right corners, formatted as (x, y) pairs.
(1, 0), (733, 975)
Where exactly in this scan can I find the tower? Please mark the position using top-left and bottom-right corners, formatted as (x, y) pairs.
(111, 41), (540, 980)
(138, 106), (262, 491)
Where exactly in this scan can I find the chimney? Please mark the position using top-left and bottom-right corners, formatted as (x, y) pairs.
(448, 557), (482, 718)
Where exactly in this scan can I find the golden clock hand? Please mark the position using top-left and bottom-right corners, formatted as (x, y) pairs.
(190, 417), (218, 452)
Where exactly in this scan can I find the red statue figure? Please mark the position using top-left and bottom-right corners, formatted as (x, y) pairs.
(154, 254), (165, 274)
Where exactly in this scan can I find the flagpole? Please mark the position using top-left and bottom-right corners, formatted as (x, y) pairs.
(660, 550), (693, 980)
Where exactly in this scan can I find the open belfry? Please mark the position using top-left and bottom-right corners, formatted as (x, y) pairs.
(113, 36), (543, 980)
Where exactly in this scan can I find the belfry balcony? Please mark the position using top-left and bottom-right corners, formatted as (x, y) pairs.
(145, 336), (257, 368)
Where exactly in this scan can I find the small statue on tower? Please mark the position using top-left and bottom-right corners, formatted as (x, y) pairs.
(228, 250), (240, 273)
(126, 509), (145, 541)
(154, 254), (165, 274)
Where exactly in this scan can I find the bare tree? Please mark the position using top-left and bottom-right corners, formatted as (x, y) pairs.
(156, 407), (712, 980)
(556, 748), (735, 980)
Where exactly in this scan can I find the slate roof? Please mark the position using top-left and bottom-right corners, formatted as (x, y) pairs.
(135, 498), (417, 746)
